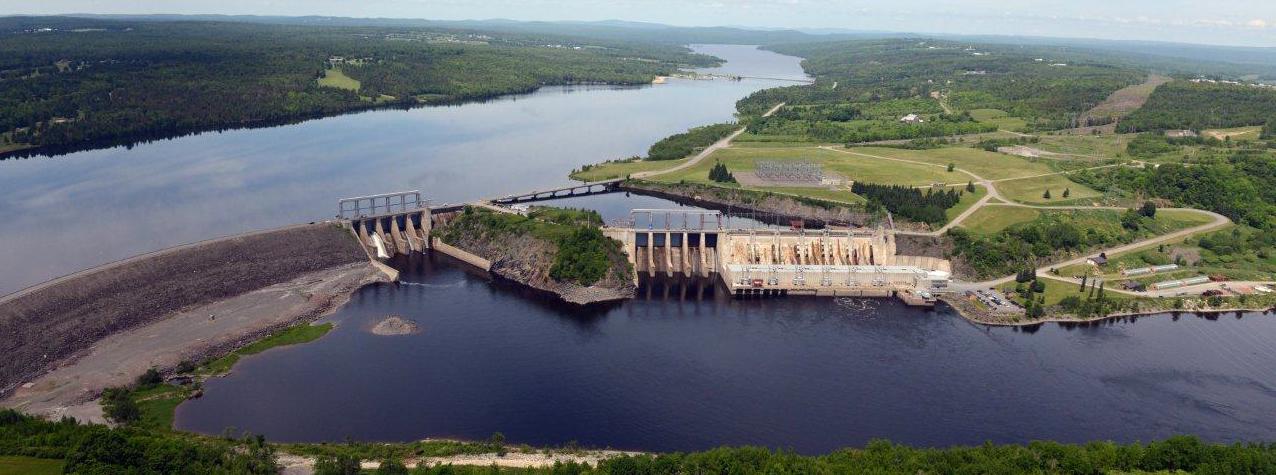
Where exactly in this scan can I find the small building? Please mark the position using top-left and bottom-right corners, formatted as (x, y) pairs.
(1087, 253), (1108, 266)
(900, 114), (925, 124)
(1166, 130), (1198, 138)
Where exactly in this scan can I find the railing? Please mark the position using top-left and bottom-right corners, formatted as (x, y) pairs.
(338, 191), (426, 219)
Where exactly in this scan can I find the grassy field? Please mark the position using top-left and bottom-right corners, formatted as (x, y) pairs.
(855, 146), (1054, 181)
(200, 322), (333, 375)
(0, 456), (64, 475)
(1203, 126), (1263, 141)
(653, 145), (952, 186)
(569, 157), (687, 181)
(996, 174), (1102, 204)
(132, 384), (191, 432)
(946, 184), (987, 222)
(1002, 276), (1127, 306)
(1034, 134), (1128, 158)
(959, 206), (1042, 234)
(317, 68), (360, 91)
(968, 108), (1028, 130)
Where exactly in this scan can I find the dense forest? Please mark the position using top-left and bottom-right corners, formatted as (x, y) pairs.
(1119, 80), (1276, 132)
(949, 211), (1162, 278)
(645, 123), (738, 160)
(5, 408), (1276, 474)
(851, 182), (963, 225)
(0, 16), (716, 158)
(739, 39), (1146, 135)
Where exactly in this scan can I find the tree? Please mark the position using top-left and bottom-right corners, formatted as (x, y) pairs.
(375, 458), (409, 475)
(136, 367), (162, 387)
(708, 161), (736, 183)
(1063, 188), (1071, 198)
(1121, 208), (1143, 230)
(101, 387), (139, 425)
(1079, 274), (1087, 292)
(1139, 201), (1158, 218)
(1042, 189), (1052, 199)
(947, 162), (955, 172)
(1097, 281), (1106, 301)
(966, 181), (976, 192)
(1030, 279), (1046, 293)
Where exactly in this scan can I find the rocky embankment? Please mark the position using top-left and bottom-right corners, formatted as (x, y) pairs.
(434, 208), (635, 305)
(622, 181), (880, 228)
(0, 223), (370, 398)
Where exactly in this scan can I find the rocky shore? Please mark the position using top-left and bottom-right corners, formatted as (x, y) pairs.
(621, 181), (885, 228)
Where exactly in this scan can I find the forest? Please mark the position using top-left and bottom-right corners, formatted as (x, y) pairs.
(1120, 81), (1276, 132)
(742, 39), (1147, 133)
(0, 16), (716, 158)
(645, 123), (738, 161)
(5, 408), (1276, 474)
(851, 182), (963, 225)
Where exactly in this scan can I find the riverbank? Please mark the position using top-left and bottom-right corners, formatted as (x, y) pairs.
(621, 180), (877, 227)
(0, 223), (388, 422)
(942, 293), (1275, 327)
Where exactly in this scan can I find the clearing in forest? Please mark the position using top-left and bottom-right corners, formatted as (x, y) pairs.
(317, 68), (361, 91)
(1079, 74), (1171, 124)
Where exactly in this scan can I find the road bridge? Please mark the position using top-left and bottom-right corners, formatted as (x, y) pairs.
(491, 179), (622, 204)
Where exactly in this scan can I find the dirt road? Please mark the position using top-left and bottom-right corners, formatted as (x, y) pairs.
(632, 102), (784, 180)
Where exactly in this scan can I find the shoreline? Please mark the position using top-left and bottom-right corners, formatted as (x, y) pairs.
(941, 295), (1274, 327)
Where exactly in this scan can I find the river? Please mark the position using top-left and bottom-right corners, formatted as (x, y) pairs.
(6, 44), (1276, 454)
(0, 44), (802, 295)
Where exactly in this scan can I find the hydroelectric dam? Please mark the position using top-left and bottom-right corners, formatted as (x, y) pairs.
(338, 186), (952, 306)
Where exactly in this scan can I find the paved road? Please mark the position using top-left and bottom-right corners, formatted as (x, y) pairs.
(632, 102), (785, 180)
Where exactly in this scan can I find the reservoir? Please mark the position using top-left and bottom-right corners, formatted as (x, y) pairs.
(4, 44), (1275, 454)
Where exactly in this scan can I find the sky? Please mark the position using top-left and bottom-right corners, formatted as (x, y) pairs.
(7, 0), (1276, 47)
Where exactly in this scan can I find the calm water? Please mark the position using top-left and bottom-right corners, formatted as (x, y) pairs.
(176, 255), (1276, 453)
(0, 44), (802, 295)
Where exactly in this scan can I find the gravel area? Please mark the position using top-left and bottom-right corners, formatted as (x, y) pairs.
(0, 223), (367, 396)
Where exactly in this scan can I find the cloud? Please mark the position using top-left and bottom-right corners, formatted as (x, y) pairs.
(1245, 18), (1269, 28)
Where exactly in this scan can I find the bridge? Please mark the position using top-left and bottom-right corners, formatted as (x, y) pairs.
(490, 179), (623, 205)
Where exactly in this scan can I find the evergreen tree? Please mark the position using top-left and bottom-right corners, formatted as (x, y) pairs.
(1080, 274), (1087, 291)
(966, 181), (976, 192)
(1063, 188), (1071, 198)
(947, 162), (955, 172)
(1042, 189), (1052, 199)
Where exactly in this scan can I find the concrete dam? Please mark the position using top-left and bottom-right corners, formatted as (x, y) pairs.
(339, 192), (952, 306)
(603, 209), (952, 305)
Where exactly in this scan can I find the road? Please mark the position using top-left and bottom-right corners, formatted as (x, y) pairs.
(632, 102), (785, 180)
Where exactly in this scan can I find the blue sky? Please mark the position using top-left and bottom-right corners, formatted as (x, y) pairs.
(8, 0), (1276, 46)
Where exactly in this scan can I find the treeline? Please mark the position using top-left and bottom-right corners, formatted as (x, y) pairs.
(6, 408), (1276, 475)
(1072, 155), (1276, 228)
(0, 409), (278, 473)
(1121, 81), (1276, 132)
(948, 211), (1134, 278)
(0, 16), (710, 158)
(646, 123), (737, 160)
(852, 182), (962, 225)
(751, 39), (1144, 130)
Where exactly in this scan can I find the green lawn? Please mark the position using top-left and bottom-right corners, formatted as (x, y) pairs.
(1034, 134), (1129, 158)
(946, 184), (987, 222)
(968, 108), (1028, 130)
(959, 206), (1042, 234)
(200, 322), (333, 375)
(132, 384), (191, 432)
(996, 174), (1102, 204)
(317, 68), (360, 91)
(659, 146), (952, 187)
(569, 158), (687, 181)
(0, 456), (64, 475)
(1002, 276), (1127, 307)
(855, 146), (1054, 181)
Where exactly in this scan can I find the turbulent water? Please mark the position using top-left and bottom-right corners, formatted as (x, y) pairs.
(5, 44), (1275, 454)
